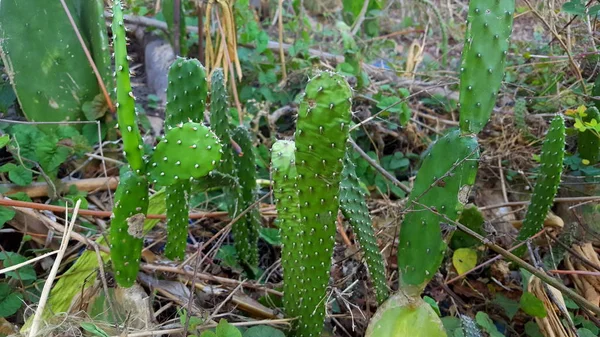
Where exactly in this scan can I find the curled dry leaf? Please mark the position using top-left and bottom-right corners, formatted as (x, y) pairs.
(564, 242), (600, 306)
(527, 276), (576, 337)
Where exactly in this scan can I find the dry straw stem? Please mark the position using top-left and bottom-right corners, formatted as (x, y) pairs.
(28, 200), (82, 337)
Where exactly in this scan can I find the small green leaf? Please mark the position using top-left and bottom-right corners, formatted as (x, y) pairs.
(259, 228), (281, 246)
(200, 331), (218, 337)
(423, 296), (441, 316)
(520, 292), (547, 318)
(0, 252), (37, 281)
(577, 328), (596, 337)
(492, 294), (520, 320)
(0, 135), (10, 149)
(243, 325), (285, 337)
(0, 283), (23, 317)
(0, 206), (15, 229)
(452, 248), (477, 275)
(80, 322), (110, 337)
(216, 245), (241, 270)
(524, 321), (544, 337)
(0, 163), (32, 186)
(475, 312), (504, 337)
(216, 319), (242, 337)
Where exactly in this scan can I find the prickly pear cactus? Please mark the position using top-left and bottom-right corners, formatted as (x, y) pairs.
(271, 140), (302, 320)
(80, 0), (112, 96)
(109, 170), (149, 287)
(459, 0), (515, 134)
(398, 130), (479, 292)
(365, 291), (447, 337)
(112, 1), (146, 174)
(0, 0), (102, 122)
(293, 71), (353, 337)
(209, 68), (235, 176)
(516, 115), (565, 255)
(340, 151), (389, 304)
(164, 183), (190, 260)
(149, 122), (222, 186)
(164, 57), (208, 127)
(230, 126), (260, 267)
(577, 107), (600, 165)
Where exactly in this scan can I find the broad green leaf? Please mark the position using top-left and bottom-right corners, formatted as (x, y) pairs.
(475, 312), (504, 337)
(243, 325), (285, 337)
(0, 134), (10, 149)
(0, 252), (37, 281)
(578, 328), (597, 337)
(216, 319), (242, 337)
(259, 228), (281, 246)
(0, 283), (23, 317)
(524, 321), (544, 337)
(200, 331), (218, 337)
(0, 163), (32, 186)
(520, 292), (547, 318)
(452, 248), (477, 275)
(492, 294), (520, 320)
(0, 206), (15, 229)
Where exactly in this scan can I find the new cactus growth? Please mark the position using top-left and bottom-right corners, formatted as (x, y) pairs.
(398, 129), (479, 292)
(112, 1), (145, 174)
(230, 126), (260, 267)
(365, 292), (446, 337)
(109, 170), (149, 287)
(293, 71), (353, 337)
(164, 57), (208, 127)
(271, 140), (302, 320)
(450, 203), (485, 250)
(340, 151), (389, 304)
(577, 107), (600, 165)
(515, 115), (565, 255)
(459, 0), (515, 134)
(209, 69), (235, 177)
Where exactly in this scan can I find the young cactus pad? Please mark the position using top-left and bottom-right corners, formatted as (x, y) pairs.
(365, 292), (447, 337)
(577, 107), (600, 165)
(230, 126), (260, 268)
(515, 115), (565, 255)
(110, 170), (149, 287)
(398, 129), (479, 292)
(209, 68), (235, 176)
(164, 57), (208, 128)
(271, 140), (302, 319)
(149, 122), (222, 186)
(340, 151), (388, 304)
(459, 0), (515, 134)
(294, 71), (353, 337)
(112, 1), (145, 174)
(165, 182), (190, 260)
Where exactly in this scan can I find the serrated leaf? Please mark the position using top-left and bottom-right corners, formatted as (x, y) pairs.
(0, 252), (37, 281)
(243, 325), (285, 337)
(36, 137), (72, 176)
(452, 248), (477, 275)
(216, 319), (242, 337)
(0, 283), (23, 317)
(0, 163), (32, 186)
(520, 292), (547, 318)
(0, 206), (16, 229)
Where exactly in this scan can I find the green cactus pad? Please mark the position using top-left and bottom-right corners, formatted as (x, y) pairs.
(365, 292), (447, 337)
(230, 126), (260, 268)
(450, 204), (485, 250)
(209, 68), (235, 176)
(516, 115), (565, 255)
(109, 169), (149, 287)
(149, 122), (222, 186)
(459, 0), (515, 134)
(340, 151), (389, 304)
(577, 107), (600, 165)
(112, 1), (146, 174)
(164, 57), (208, 128)
(165, 182), (190, 260)
(294, 71), (353, 337)
(398, 129), (479, 292)
(81, 0), (112, 97)
(271, 140), (303, 319)
(0, 0), (101, 122)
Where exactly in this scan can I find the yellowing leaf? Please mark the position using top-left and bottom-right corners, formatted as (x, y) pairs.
(452, 248), (477, 275)
(582, 159), (590, 165)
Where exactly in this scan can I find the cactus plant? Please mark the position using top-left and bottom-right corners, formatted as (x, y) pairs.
(577, 106), (600, 165)
(398, 129), (479, 292)
(459, 0), (515, 134)
(164, 57), (208, 128)
(515, 115), (565, 255)
(80, 0), (113, 97)
(0, 0), (107, 123)
(271, 140), (302, 320)
(365, 292), (446, 337)
(230, 126), (261, 267)
(340, 151), (389, 304)
(109, 169), (149, 287)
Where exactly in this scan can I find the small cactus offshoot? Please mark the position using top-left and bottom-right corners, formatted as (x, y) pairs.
(515, 115), (565, 255)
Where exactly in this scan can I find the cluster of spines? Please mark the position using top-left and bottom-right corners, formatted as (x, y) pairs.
(291, 70), (353, 337)
(398, 129), (479, 291)
(109, 170), (149, 287)
(230, 126), (260, 267)
(109, 1), (150, 287)
(515, 115), (565, 255)
(271, 140), (302, 320)
(339, 151), (389, 304)
(577, 106), (600, 165)
(111, 1), (145, 174)
(458, 0), (515, 135)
